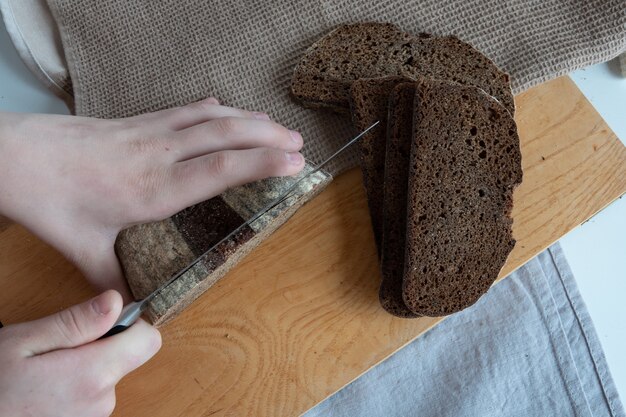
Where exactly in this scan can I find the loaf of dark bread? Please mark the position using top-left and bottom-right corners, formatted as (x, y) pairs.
(291, 23), (410, 113)
(403, 79), (522, 316)
(379, 82), (420, 317)
(349, 76), (410, 253)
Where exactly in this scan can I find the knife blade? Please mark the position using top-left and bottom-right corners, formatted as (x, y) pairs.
(101, 120), (380, 338)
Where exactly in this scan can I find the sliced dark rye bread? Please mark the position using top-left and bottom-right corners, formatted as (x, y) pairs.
(379, 82), (420, 317)
(403, 79), (522, 316)
(389, 34), (515, 115)
(349, 76), (410, 253)
(291, 23), (411, 113)
(291, 23), (514, 116)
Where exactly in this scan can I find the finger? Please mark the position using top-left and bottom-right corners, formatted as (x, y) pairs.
(165, 147), (305, 211)
(172, 117), (303, 161)
(127, 97), (270, 131)
(14, 290), (123, 356)
(81, 319), (161, 384)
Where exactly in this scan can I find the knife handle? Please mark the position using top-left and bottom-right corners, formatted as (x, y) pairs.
(99, 300), (145, 339)
(100, 323), (129, 338)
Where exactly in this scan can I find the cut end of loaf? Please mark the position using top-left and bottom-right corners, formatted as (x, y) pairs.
(117, 164), (332, 326)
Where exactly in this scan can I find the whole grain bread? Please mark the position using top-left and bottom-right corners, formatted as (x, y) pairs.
(389, 34), (515, 115)
(116, 165), (331, 325)
(291, 24), (514, 116)
(349, 76), (410, 253)
(403, 79), (522, 316)
(379, 82), (420, 317)
(291, 23), (411, 113)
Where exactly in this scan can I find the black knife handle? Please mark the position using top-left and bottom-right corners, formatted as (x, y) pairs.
(99, 324), (129, 339)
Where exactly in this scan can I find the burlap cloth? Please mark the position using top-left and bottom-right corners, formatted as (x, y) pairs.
(45, 0), (625, 176)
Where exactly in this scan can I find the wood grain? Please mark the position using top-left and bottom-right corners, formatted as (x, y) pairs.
(0, 214), (12, 233)
(0, 76), (624, 416)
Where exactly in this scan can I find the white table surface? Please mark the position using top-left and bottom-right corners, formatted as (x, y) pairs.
(0, 20), (624, 403)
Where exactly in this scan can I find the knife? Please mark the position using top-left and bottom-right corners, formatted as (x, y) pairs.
(101, 120), (380, 338)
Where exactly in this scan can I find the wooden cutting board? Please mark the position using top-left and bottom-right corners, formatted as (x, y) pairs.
(0, 76), (625, 416)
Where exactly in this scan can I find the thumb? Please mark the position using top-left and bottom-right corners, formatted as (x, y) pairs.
(78, 319), (162, 385)
(15, 290), (123, 356)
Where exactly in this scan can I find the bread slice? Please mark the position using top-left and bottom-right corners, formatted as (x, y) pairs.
(349, 76), (410, 253)
(291, 24), (514, 116)
(291, 23), (411, 113)
(389, 34), (515, 115)
(379, 82), (420, 317)
(403, 79), (522, 316)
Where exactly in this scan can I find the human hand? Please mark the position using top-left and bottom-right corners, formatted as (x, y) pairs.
(0, 290), (161, 417)
(0, 99), (305, 299)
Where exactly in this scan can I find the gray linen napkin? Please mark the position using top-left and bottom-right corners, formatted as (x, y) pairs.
(304, 243), (625, 417)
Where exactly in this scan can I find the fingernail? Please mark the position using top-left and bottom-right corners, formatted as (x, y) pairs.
(286, 151), (303, 165)
(205, 97), (219, 105)
(91, 293), (112, 316)
(253, 112), (270, 120)
(289, 130), (302, 144)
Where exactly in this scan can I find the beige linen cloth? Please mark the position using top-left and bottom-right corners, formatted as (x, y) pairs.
(0, 0), (72, 107)
(20, 0), (626, 175)
(2, 0), (624, 323)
